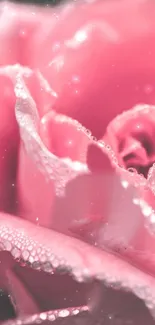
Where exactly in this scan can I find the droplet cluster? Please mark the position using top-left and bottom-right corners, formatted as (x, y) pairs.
(2, 305), (89, 325)
(0, 224), (155, 321)
(0, 225), (92, 283)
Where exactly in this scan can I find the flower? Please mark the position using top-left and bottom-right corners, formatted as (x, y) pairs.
(0, 1), (155, 325)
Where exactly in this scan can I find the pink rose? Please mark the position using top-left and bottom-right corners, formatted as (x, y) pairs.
(0, 1), (155, 325)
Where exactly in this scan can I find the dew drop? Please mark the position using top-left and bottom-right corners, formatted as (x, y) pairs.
(52, 259), (59, 268)
(42, 262), (53, 273)
(40, 313), (47, 321)
(98, 140), (105, 147)
(32, 261), (40, 270)
(58, 309), (70, 318)
(121, 180), (129, 189)
(28, 245), (33, 252)
(127, 167), (137, 174)
(142, 203), (152, 217)
(106, 144), (111, 151)
(108, 314), (113, 321)
(86, 129), (91, 136)
(22, 250), (29, 260)
(48, 314), (56, 321)
(72, 309), (80, 315)
(3, 240), (12, 251)
(11, 247), (20, 259)
(29, 256), (34, 264)
(40, 254), (46, 263)
(31, 250), (36, 257)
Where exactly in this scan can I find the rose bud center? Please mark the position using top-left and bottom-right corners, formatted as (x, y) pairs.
(116, 116), (155, 177)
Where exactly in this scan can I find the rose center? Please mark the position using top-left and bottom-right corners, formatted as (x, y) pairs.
(117, 116), (155, 177)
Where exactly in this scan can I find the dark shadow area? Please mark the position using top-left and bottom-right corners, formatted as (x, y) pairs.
(13, 258), (155, 324)
(12, 0), (67, 5)
(0, 289), (16, 322)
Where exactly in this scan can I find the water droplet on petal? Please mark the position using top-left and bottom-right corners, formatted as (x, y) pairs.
(127, 167), (137, 174)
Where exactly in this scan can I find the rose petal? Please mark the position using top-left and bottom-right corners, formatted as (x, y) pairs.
(1, 212), (155, 321)
(11, 1), (155, 277)
(40, 111), (91, 163)
(1, 3), (155, 315)
(15, 72), (147, 258)
(26, 0), (155, 138)
(106, 104), (155, 170)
